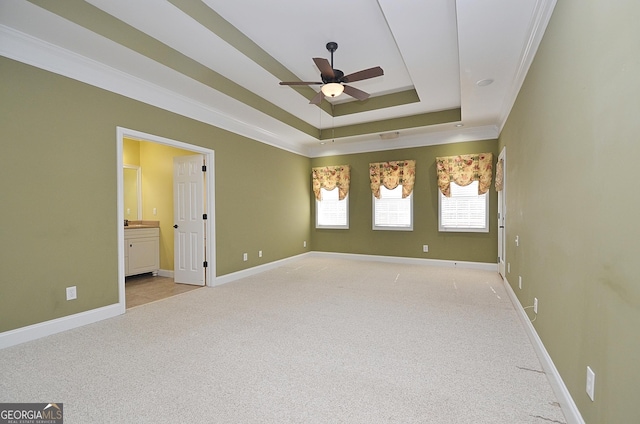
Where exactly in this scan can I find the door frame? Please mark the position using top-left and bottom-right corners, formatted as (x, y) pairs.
(497, 146), (506, 278)
(116, 127), (216, 312)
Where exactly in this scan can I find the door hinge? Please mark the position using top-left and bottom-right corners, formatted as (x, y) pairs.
(203, 261), (208, 268)
(203, 213), (208, 220)
(202, 165), (207, 172)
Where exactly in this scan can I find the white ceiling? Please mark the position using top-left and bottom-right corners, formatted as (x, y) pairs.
(0, 0), (556, 157)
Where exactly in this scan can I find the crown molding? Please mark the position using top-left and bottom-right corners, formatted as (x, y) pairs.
(308, 125), (500, 158)
(0, 25), (310, 156)
(497, 0), (558, 132)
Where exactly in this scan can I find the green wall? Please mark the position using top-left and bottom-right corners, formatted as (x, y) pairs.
(310, 140), (498, 263)
(0, 57), (310, 333)
(3, 1), (639, 420)
(498, 0), (640, 422)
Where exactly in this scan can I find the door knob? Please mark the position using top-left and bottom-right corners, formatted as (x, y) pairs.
(173, 224), (178, 228)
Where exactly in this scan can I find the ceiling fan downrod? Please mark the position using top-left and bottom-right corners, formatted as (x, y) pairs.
(326, 41), (338, 69)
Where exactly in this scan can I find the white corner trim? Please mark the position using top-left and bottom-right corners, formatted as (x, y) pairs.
(309, 251), (497, 271)
(0, 304), (123, 350)
(502, 277), (585, 424)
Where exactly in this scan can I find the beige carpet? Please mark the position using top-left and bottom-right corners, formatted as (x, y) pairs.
(0, 257), (566, 423)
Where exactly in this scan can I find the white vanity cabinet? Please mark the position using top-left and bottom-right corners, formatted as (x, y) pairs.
(124, 227), (160, 277)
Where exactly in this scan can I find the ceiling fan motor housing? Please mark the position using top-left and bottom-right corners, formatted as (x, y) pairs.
(322, 69), (344, 84)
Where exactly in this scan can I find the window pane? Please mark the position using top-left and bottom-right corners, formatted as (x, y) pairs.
(316, 188), (348, 228)
(373, 185), (412, 230)
(439, 181), (488, 232)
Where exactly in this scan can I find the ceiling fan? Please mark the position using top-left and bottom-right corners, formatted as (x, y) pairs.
(279, 42), (384, 104)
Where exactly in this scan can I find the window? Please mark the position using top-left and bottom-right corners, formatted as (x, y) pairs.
(439, 180), (489, 232)
(316, 187), (348, 229)
(372, 185), (413, 231)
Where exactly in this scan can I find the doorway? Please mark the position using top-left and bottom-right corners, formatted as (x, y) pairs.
(117, 127), (216, 312)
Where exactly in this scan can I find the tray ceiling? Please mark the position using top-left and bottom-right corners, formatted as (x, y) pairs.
(0, 0), (556, 157)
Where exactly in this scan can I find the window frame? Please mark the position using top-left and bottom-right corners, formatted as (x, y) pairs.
(315, 187), (349, 229)
(438, 181), (489, 233)
(372, 185), (413, 231)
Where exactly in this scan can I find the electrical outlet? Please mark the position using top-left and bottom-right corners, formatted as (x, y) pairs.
(303, 241), (307, 248)
(243, 253), (248, 261)
(519, 276), (522, 290)
(422, 245), (429, 253)
(153, 207), (157, 215)
(533, 297), (538, 314)
(586, 366), (595, 401)
(515, 235), (519, 247)
(258, 250), (262, 258)
(66, 286), (77, 301)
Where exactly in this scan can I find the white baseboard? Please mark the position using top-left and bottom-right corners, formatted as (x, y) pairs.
(502, 277), (584, 424)
(310, 251), (498, 271)
(0, 252), (494, 350)
(157, 269), (174, 278)
(212, 252), (311, 287)
(0, 303), (123, 350)
(213, 251), (496, 288)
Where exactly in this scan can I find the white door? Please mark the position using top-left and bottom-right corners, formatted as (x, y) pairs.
(497, 148), (506, 278)
(173, 155), (206, 285)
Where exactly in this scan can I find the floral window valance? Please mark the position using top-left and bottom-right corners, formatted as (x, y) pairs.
(436, 153), (493, 197)
(312, 165), (350, 201)
(369, 160), (416, 199)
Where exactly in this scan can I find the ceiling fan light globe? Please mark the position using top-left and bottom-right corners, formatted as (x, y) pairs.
(321, 83), (344, 98)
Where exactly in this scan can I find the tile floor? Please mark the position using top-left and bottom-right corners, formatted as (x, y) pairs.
(125, 274), (203, 308)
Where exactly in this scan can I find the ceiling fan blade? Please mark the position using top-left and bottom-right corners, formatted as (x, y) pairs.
(279, 81), (323, 86)
(343, 85), (370, 101)
(313, 58), (335, 78)
(309, 90), (325, 104)
(342, 66), (384, 83)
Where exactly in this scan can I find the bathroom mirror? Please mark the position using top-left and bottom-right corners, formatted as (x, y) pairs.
(123, 165), (142, 220)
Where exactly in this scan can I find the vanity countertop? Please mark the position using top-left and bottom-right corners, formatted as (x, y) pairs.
(124, 220), (160, 229)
